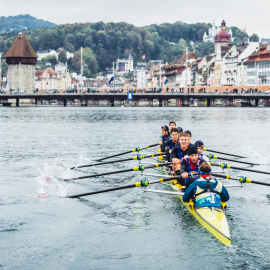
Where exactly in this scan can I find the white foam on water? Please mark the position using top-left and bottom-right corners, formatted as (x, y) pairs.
(245, 145), (269, 165)
(36, 161), (75, 197)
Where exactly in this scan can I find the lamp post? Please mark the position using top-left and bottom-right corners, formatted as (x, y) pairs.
(0, 52), (2, 90)
(185, 47), (188, 94)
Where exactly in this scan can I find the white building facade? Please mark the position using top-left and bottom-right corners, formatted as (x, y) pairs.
(116, 52), (133, 75)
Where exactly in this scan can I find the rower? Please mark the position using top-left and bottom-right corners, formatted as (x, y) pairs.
(195, 140), (209, 163)
(180, 145), (206, 186)
(177, 127), (183, 134)
(183, 162), (229, 207)
(159, 125), (170, 152)
(169, 121), (176, 132)
(165, 128), (179, 161)
(171, 132), (189, 172)
(184, 130), (193, 145)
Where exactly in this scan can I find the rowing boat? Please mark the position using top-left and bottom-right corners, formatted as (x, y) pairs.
(158, 156), (231, 246)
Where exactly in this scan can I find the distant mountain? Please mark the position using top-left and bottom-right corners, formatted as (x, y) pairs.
(0, 14), (55, 32)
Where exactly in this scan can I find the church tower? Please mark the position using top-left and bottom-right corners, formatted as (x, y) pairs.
(214, 20), (231, 54)
(5, 32), (37, 93)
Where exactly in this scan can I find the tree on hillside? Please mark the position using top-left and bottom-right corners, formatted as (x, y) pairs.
(41, 55), (57, 65)
(58, 50), (67, 63)
(249, 33), (259, 42)
(178, 38), (186, 49)
(71, 47), (99, 77)
(195, 42), (214, 57)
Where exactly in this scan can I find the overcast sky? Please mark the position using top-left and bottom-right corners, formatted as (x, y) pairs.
(1, 0), (269, 38)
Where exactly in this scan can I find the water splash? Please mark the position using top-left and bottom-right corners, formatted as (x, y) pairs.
(36, 161), (75, 197)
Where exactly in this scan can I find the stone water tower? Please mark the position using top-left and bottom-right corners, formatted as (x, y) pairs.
(5, 32), (37, 93)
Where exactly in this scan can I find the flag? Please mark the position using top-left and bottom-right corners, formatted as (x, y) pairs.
(142, 54), (145, 60)
(161, 77), (164, 84)
(109, 76), (114, 85)
(4, 78), (8, 86)
(151, 73), (154, 85)
(164, 78), (168, 85)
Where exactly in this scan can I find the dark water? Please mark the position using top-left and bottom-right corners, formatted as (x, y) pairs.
(1, 107), (270, 270)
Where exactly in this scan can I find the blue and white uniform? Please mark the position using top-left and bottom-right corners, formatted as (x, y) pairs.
(183, 176), (229, 207)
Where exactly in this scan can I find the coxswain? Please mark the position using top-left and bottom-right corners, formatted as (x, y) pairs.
(171, 132), (189, 172)
(179, 145), (206, 186)
(194, 140), (209, 163)
(183, 162), (229, 207)
(184, 130), (193, 145)
(165, 128), (179, 161)
(169, 121), (176, 132)
(159, 125), (170, 152)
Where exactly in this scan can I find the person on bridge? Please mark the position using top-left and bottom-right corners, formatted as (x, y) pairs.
(159, 125), (170, 152)
(183, 162), (229, 206)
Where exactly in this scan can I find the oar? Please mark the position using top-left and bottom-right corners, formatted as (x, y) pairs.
(71, 153), (165, 170)
(96, 143), (159, 161)
(207, 154), (259, 166)
(203, 148), (246, 158)
(209, 162), (270, 176)
(65, 162), (173, 181)
(212, 173), (270, 187)
(68, 175), (179, 198)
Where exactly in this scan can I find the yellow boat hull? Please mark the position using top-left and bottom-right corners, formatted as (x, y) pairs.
(175, 187), (231, 246)
(161, 164), (231, 245)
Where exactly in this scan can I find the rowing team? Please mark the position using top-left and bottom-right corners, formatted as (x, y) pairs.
(158, 121), (229, 207)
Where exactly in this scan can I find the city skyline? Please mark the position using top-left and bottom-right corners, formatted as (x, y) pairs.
(0, 0), (269, 38)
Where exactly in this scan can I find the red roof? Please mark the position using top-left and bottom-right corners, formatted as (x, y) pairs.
(215, 20), (231, 43)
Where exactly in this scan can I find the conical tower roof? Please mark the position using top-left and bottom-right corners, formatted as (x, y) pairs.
(5, 32), (37, 65)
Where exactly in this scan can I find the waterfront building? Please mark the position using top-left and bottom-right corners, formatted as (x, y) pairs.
(116, 52), (133, 75)
(203, 19), (234, 43)
(245, 44), (270, 87)
(5, 32), (37, 93)
(223, 38), (259, 86)
(213, 20), (233, 86)
(133, 63), (150, 88)
(35, 68), (71, 90)
(147, 63), (160, 87)
(163, 52), (199, 87)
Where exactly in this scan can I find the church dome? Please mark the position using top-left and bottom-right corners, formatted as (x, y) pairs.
(215, 20), (231, 42)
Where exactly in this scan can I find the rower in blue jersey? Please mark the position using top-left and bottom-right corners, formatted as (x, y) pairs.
(194, 140), (209, 163)
(165, 128), (179, 161)
(171, 132), (189, 175)
(184, 130), (193, 146)
(183, 162), (229, 207)
(158, 125), (170, 152)
(180, 145), (206, 186)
